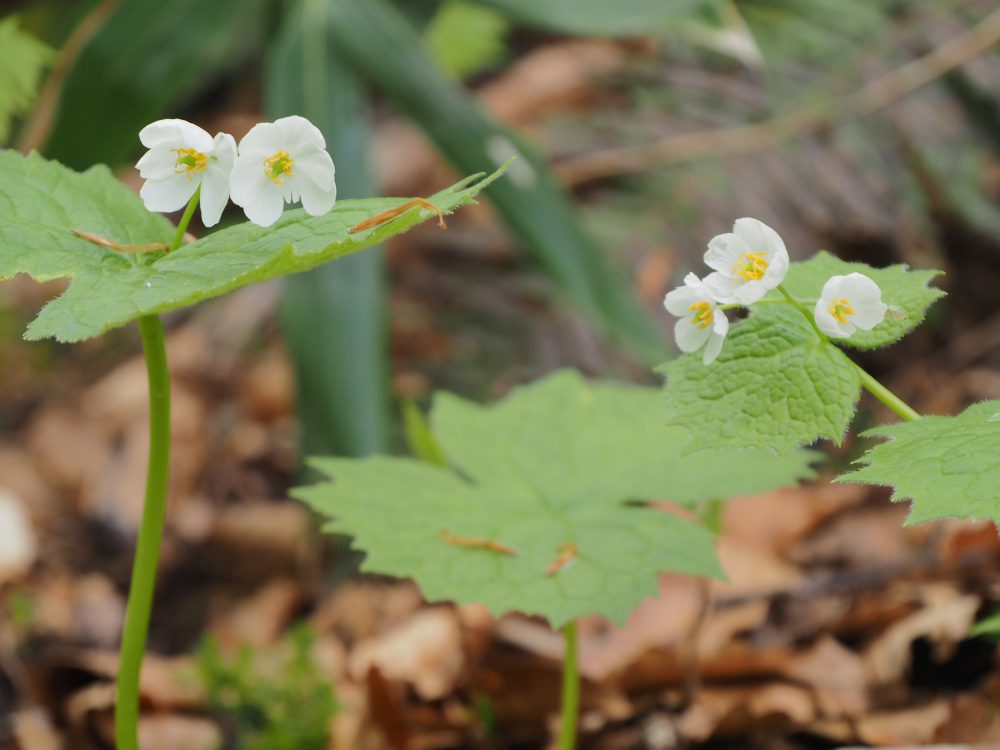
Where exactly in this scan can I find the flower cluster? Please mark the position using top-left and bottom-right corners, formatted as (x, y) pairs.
(136, 116), (336, 228)
(663, 218), (888, 363)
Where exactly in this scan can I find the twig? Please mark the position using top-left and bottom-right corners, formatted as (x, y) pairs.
(18, 0), (119, 154)
(555, 8), (1000, 186)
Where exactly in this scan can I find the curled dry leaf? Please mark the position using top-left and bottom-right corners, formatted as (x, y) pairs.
(350, 608), (465, 701)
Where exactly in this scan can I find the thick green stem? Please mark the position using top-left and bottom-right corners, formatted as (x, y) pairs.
(853, 363), (921, 422)
(558, 621), (580, 750)
(115, 315), (171, 750)
(116, 192), (195, 749)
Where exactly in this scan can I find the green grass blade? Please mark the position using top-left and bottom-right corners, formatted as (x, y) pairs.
(43, 0), (268, 168)
(327, 0), (664, 362)
(267, 0), (389, 458)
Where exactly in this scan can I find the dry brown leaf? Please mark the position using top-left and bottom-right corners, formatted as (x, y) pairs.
(0, 490), (37, 584)
(350, 608), (465, 701)
(137, 715), (222, 750)
(864, 584), (980, 685)
(12, 708), (64, 750)
(855, 700), (952, 746)
(783, 636), (869, 717)
(209, 578), (305, 648)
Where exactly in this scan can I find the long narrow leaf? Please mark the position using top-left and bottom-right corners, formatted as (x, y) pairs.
(466, 0), (716, 37)
(44, 0), (267, 168)
(267, 0), (389, 458)
(326, 0), (664, 361)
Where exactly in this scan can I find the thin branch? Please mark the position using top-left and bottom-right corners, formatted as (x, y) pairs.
(18, 0), (119, 154)
(555, 8), (1000, 186)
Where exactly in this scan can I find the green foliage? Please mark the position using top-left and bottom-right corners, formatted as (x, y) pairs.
(325, 0), (665, 362)
(426, 1), (510, 78)
(0, 17), (52, 144)
(0, 149), (507, 342)
(840, 400), (1000, 526)
(267, 1), (390, 458)
(468, 0), (717, 37)
(971, 607), (1000, 640)
(662, 306), (861, 454)
(296, 370), (815, 627)
(775, 251), (945, 350)
(44, 0), (267, 168)
(199, 626), (337, 750)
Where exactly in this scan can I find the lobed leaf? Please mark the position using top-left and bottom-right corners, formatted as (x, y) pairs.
(840, 400), (1000, 526)
(662, 306), (861, 454)
(296, 370), (816, 627)
(775, 251), (945, 350)
(0, 149), (507, 342)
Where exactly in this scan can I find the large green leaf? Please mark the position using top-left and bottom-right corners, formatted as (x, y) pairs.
(325, 0), (664, 362)
(662, 306), (861, 454)
(468, 0), (715, 37)
(425, 1), (510, 78)
(775, 251), (945, 350)
(0, 16), (52, 144)
(840, 401), (1000, 525)
(268, 0), (388, 458)
(0, 149), (506, 342)
(43, 0), (267, 168)
(296, 370), (816, 627)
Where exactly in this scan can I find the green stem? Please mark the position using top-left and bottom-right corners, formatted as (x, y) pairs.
(170, 187), (200, 250)
(115, 315), (171, 750)
(777, 284), (827, 338)
(115, 193), (196, 749)
(558, 621), (580, 750)
(853, 363), (921, 422)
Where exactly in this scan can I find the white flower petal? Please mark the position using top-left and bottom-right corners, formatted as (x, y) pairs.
(663, 284), (699, 316)
(136, 147), (178, 180)
(704, 232), (750, 274)
(852, 299), (887, 330)
(293, 148), (336, 192)
(139, 118), (212, 152)
(236, 121), (281, 159)
(241, 177), (285, 227)
(702, 271), (739, 304)
(140, 172), (198, 213)
(730, 278), (768, 305)
(274, 115), (327, 153)
(733, 218), (785, 260)
(196, 133), (236, 227)
(294, 174), (336, 216)
(814, 298), (851, 338)
(703, 331), (725, 364)
(675, 316), (712, 353)
(228, 155), (267, 206)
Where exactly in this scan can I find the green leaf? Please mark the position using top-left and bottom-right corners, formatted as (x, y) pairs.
(268, 0), (390, 458)
(468, 0), (716, 37)
(776, 251), (945, 350)
(295, 370), (816, 626)
(44, 0), (267, 169)
(839, 401), (1000, 526)
(662, 306), (861, 454)
(0, 149), (507, 342)
(425, 1), (510, 78)
(0, 16), (52, 144)
(971, 607), (1000, 640)
(325, 0), (665, 362)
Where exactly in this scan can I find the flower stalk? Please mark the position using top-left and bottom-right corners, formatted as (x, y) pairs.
(558, 620), (581, 750)
(115, 189), (197, 750)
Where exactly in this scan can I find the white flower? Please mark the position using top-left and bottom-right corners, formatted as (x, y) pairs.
(229, 115), (336, 227)
(703, 218), (789, 305)
(814, 273), (887, 338)
(136, 119), (236, 228)
(663, 273), (730, 364)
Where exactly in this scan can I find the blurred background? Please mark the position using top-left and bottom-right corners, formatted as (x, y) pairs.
(1, 1), (1000, 748)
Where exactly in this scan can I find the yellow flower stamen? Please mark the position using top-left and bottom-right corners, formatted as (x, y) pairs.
(689, 300), (714, 329)
(828, 297), (856, 323)
(172, 147), (208, 177)
(264, 150), (294, 184)
(732, 251), (769, 282)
